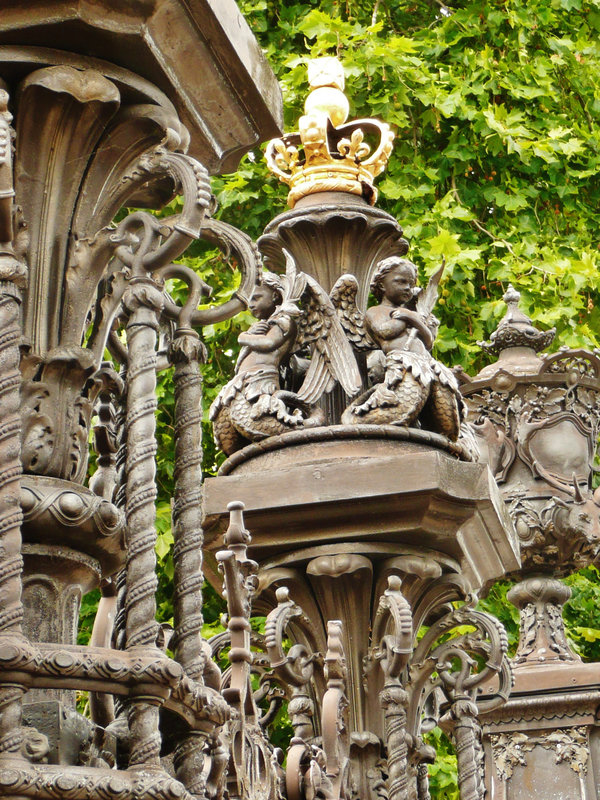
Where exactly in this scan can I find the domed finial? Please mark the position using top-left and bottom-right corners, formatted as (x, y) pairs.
(265, 57), (394, 208)
(503, 284), (520, 306)
(478, 284), (555, 357)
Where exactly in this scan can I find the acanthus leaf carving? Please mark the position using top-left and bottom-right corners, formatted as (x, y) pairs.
(507, 576), (579, 666)
(491, 726), (590, 781)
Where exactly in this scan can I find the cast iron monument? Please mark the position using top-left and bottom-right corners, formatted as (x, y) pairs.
(0, 4), (596, 800)
(203, 57), (519, 800)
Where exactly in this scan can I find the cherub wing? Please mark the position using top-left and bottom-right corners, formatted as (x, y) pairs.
(329, 273), (377, 351)
(413, 259), (444, 342)
(295, 274), (362, 404)
(416, 259), (445, 318)
(278, 248), (307, 313)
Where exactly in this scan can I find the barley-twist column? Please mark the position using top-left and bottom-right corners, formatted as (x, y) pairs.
(112, 368), (129, 660)
(451, 698), (483, 800)
(416, 763), (431, 800)
(169, 327), (210, 798)
(0, 274), (27, 756)
(0, 85), (28, 758)
(170, 328), (206, 678)
(0, 284), (27, 755)
(123, 279), (164, 769)
(380, 684), (409, 800)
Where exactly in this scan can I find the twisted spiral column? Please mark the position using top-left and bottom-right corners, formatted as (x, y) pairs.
(380, 683), (409, 800)
(114, 365), (129, 513)
(170, 329), (205, 678)
(0, 275), (27, 757)
(451, 698), (483, 800)
(109, 565), (130, 766)
(105, 369), (131, 763)
(123, 281), (163, 769)
(112, 370), (129, 654)
(169, 329), (210, 798)
(416, 763), (431, 800)
(173, 732), (209, 799)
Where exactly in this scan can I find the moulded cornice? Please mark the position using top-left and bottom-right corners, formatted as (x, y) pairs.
(0, 0), (283, 172)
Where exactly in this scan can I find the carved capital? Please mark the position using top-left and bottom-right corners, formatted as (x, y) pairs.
(122, 280), (165, 320)
(169, 329), (207, 365)
(508, 576), (578, 665)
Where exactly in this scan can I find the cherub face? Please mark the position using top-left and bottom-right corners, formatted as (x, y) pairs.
(249, 285), (279, 320)
(380, 264), (415, 306)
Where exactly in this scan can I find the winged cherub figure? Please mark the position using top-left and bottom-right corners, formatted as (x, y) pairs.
(210, 251), (362, 455)
(333, 257), (463, 440)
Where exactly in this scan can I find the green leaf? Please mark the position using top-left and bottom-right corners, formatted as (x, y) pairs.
(428, 230), (462, 258)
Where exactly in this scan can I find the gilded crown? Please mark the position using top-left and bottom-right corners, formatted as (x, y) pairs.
(265, 57), (394, 208)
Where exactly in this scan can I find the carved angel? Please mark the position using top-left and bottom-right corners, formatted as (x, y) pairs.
(210, 251), (361, 455)
(332, 257), (463, 441)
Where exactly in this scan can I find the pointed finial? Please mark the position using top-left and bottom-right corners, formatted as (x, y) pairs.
(503, 283), (520, 306)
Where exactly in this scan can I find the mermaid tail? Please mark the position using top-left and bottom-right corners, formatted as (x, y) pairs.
(341, 349), (462, 438)
(341, 369), (427, 426)
(422, 381), (461, 441)
(211, 404), (248, 456)
(211, 378), (325, 456)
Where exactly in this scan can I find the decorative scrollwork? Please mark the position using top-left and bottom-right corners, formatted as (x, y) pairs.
(285, 620), (350, 800)
(216, 502), (283, 800)
(408, 601), (512, 800)
(265, 586), (318, 690)
(370, 576), (413, 800)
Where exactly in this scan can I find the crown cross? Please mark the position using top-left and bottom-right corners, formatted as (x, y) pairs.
(266, 57), (394, 208)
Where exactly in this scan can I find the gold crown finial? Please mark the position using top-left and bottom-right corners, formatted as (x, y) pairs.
(304, 57), (349, 127)
(265, 57), (394, 208)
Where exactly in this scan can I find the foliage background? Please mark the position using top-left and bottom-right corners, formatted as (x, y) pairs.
(78, 1), (600, 797)
(207, 0), (600, 653)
